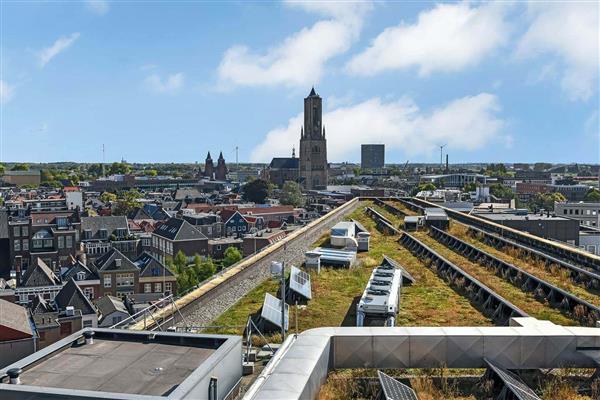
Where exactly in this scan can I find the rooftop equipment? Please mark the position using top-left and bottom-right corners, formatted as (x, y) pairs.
(287, 266), (312, 303)
(377, 370), (418, 400)
(258, 293), (289, 333)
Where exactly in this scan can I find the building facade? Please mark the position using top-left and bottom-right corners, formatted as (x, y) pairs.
(299, 88), (328, 190)
(361, 144), (385, 170)
(555, 202), (600, 227)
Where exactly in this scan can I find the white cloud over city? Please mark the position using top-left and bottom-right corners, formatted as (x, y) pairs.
(217, 1), (372, 88)
(144, 73), (185, 94)
(85, 0), (109, 16)
(0, 80), (15, 104)
(251, 93), (507, 162)
(515, 2), (599, 101)
(38, 33), (80, 67)
(346, 2), (511, 76)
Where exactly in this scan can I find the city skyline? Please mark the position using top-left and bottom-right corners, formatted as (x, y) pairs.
(1, 1), (598, 164)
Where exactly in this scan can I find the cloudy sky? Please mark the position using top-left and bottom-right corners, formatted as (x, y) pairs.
(1, 1), (598, 164)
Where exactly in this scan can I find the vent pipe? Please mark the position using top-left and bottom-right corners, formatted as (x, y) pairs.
(83, 330), (95, 345)
(7, 368), (22, 385)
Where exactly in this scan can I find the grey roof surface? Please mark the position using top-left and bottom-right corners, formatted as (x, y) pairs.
(96, 295), (129, 317)
(81, 215), (128, 240)
(154, 217), (207, 241)
(54, 279), (97, 315)
(269, 157), (299, 169)
(17, 338), (215, 396)
(21, 258), (61, 287)
(94, 248), (139, 272)
(0, 299), (33, 337)
(61, 259), (99, 281)
(134, 252), (175, 278)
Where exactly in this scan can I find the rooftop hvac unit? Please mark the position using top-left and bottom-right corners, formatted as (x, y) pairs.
(65, 306), (75, 316)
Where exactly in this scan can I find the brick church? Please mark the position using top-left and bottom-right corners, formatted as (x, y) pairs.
(267, 87), (328, 190)
(199, 151), (228, 181)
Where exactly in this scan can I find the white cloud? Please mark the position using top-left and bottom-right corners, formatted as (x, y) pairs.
(515, 2), (599, 101)
(217, 1), (372, 88)
(144, 73), (184, 94)
(38, 33), (80, 67)
(251, 93), (506, 162)
(0, 80), (15, 104)
(86, 0), (109, 16)
(346, 2), (510, 76)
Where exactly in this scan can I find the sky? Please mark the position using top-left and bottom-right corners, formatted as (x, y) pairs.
(0, 0), (598, 164)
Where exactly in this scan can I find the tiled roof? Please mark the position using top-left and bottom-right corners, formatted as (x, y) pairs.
(134, 252), (175, 278)
(97, 295), (128, 317)
(153, 218), (207, 241)
(21, 258), (61, 287)
(269, 157), (299, 169)
(0, 299), (33, 338)
(54, 278), (97, 315)
(94, 248), (139, 272)
(81, 216), (129, 240)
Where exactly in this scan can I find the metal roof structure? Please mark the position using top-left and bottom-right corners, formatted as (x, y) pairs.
(377, 371), (418, 400)
(261, 293), (289, 331)
(309, 247), (356, 267)
(289, 266), (312, 300)
(484, 358), (540, 400)
(243, 318), (600, 400)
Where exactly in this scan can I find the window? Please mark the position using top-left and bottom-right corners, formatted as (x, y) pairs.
(104, 275), (112, 288)
(99, 229), (108, 239)
(83, 287), (94, 299)
(116, 273), (134, 287)
(44, 239), (53, 248)
(588, 245), (597, 254)
(165, 282), (172, 293)
(13, 240), (20, 251)
(83, 320), (93, 328)
(66, 236), (73, 248)
(563, 210), (567, 215)
(77, 272), (86, 281)
(58, 236), (65, 249)
(56, 216), (68, 228)
(144, 283), (152, 293)
(207, 227), (212, 235)
(154, 282), (162, 293)
(575, 209), (579, 215)
(216, 245), (221, 251)
(22, 241), (29, 251)
(13, 226), (20, 237)
(22, 226), (28, 236)
(84, 229), (92, 240)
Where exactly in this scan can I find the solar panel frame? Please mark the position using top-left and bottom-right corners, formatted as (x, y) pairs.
(261, 293), (289, 330)
(484, 359), (540, 400)
(377, 370), (418, 400)
(289, 266), (312, 300)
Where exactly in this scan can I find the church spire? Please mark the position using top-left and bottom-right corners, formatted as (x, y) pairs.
(206, 151), (212, 160)
(292, 147), (296, 158)
(309, 86), (317, 97)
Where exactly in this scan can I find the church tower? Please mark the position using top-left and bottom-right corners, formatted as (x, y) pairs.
(299, 87), (328, 189)
(204, 152), (214, 179)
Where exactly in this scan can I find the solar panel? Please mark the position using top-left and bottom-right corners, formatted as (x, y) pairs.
(377, 370), (418, 400)
(289, 266), (312, 300)
(484, 359), (540, 400)
(261, 293), (289, 330)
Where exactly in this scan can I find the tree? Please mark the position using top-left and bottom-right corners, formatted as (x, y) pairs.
(584, 188), (600, 202)
(489, 184), (514, 200)
(143, 169), (158, 177)
(0, 164), (5, 174)
(108, 162), (132, 175)
(193, 255), (216, 281)
(112, 189), (143, 216)
(99, 192), (117, 203)
(529, 192), (566, 211)
(242, 179), (270, 203)
(11, 163), (29, 171)
(280, 181), (305, 207)
(222, 247), (242, 268)
(411, 182), (436, 196)
(463, 182), (477, 192)
(87, 163), (104, 177)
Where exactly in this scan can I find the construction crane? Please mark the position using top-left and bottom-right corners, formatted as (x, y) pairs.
(401, 160), (410, 175)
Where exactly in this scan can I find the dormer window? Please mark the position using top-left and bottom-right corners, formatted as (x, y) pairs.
(84, 229), (92, 240)
(99, 229), (108, 239)
(77, 272), (86, 281)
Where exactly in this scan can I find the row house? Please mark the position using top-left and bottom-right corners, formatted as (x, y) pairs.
(9, 210), (80, 273)
(151, 217), (209, 263)
(181, 212), (224, 239)
(80, 215), (138, 263)
(14, 258), (62, 306)
(94, 248), (176, 299)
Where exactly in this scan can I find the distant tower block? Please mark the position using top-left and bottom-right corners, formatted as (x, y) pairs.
(299, 87), (328, 190)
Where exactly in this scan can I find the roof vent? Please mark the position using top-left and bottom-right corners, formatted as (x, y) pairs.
(83, 330), (95, 345)
(7, 368), (22, 385)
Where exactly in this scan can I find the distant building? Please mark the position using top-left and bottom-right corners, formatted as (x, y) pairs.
(299, 87), (328, 190)
(420, 173), (487, 189)
(151, 217), (209, 262)
(199, 151), (228, 180)
(267, 149), (300, 187)
(361, 144), (385, 170)
(1, 170), (41, 186)
(0, 299), (35, 367)
(555, 202), (600, 227)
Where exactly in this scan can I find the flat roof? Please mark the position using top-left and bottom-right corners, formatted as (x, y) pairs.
(19, 339), (214, 396)
(479, 213), (572, 222)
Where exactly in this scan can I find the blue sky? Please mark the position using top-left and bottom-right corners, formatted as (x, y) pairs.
(0, 1), (598, 164)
